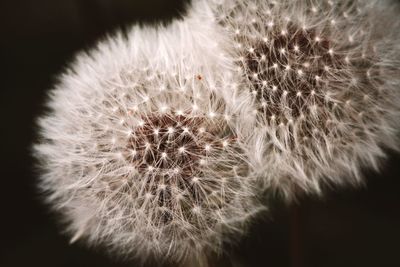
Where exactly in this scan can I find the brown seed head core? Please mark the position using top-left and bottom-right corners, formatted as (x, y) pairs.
(128, 114), (216, 179)
(240, 23), (343, 124)
(124, 112), (227, 225)
(234, 15), (384, 155)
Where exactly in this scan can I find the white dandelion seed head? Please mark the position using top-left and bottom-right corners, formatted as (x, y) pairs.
(33, 5), (263, 265)
(209, 0), (400, 200)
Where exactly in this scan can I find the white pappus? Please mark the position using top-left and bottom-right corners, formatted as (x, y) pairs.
(33, 3), (264, 266)
(208, 0), (400, 200)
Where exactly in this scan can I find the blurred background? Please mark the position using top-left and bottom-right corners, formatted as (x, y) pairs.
(0, 0), (399, 266)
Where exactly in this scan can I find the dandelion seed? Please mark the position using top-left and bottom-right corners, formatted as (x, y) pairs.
(211, 0), (400, 201)
(33, 11), (262, 265)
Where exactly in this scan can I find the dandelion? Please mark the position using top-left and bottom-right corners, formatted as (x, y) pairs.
(211, 0), (400, 200)
(33, 5), (262, 265)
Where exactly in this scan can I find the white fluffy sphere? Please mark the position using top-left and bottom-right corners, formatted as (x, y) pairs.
(34, 5), (263, 265)
(210, 0), (400, 200)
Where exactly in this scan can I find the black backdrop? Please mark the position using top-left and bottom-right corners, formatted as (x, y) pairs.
(0, 1), (399, 266)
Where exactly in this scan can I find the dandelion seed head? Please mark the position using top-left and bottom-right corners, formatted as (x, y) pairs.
(34, 6), (263, 264)
(212, 0), (400, 200)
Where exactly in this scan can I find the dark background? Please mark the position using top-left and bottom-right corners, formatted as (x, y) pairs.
(0, 0), (399, 266)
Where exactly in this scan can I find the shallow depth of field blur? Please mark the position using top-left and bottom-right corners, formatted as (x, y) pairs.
(0, 0), (399, 267)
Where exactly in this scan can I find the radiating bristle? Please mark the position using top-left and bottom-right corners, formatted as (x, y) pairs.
(32, 0), (400, 264)
(211, 0), (400, 200)
(33, 6), (263, 266)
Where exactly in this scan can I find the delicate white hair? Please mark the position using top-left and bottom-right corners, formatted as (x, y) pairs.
(208, 0), (400, 200)
(33, 2), (264, 265)
(33, 0), (400, 264)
